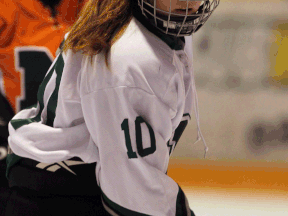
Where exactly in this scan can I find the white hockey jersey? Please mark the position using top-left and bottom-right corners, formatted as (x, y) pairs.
(8, 16), (203, 216)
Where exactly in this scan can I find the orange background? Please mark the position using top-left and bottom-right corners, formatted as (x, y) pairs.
(168, 158), (288, 193)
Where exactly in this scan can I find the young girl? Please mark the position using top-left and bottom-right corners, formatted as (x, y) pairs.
(7, 0), (219, 215)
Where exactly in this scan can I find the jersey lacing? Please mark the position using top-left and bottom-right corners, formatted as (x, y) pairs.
(174, 50), (209, 158)
(190, 64), (209, 158)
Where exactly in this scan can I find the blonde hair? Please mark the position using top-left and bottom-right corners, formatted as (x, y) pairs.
(63, 0), (133, 70)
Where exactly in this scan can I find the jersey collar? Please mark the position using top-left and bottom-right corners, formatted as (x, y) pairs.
(132, 5), (185, 51)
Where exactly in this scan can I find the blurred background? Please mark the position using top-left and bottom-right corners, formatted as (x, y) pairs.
(168, 1), (288, 215)
(0, 0), (288, 215)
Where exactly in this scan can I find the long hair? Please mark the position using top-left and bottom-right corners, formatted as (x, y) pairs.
(63, 0), (133, 70)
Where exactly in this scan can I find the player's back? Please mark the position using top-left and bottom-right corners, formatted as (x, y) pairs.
(49, 17), (191, 132)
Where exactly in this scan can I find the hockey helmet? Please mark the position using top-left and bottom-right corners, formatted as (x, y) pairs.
(136, 0), (220, 37)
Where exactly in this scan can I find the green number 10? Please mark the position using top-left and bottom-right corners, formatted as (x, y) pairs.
(121, 117), (156, 159)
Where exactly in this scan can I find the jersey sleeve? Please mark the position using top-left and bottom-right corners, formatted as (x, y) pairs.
(81, 87), (194, 216)
(7, 51), (98, 164)
(7, 107), (98, 164)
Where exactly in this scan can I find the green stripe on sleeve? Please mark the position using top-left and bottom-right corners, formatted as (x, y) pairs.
(7, 54), (62, 177)
(10, 58), (57, 130)
(10, 115), (37, 130)
(37, 58), (58, 113)
(46, 53), (64, 127)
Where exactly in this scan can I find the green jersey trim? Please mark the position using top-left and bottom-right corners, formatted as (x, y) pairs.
(10, 56), (58, 130)
(7, 53), (64, 178)
(183, 113), (191, 119)
(46, 54), (64, 127)
(6, 153), (22, 178)
(176, 185), (195, 216)
(101, 185), (194, 216)
(101, 190), (150, 216)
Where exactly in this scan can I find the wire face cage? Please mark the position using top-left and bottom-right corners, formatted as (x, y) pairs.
(137, 0), (220, 37)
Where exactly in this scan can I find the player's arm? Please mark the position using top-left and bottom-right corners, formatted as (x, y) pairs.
(8, 115), (97, 164)
(7, 50), (98, 164)
(81, 87), (195, 216)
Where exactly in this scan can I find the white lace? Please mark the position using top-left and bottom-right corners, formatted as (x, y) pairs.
(190, 65), (209, 158)
(175, 50), (209, 158)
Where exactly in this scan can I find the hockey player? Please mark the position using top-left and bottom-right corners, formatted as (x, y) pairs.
(7, 0), (220, 215)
